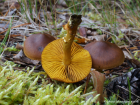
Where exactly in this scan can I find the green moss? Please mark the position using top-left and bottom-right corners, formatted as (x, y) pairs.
(5, 46), (20, 52)
(0, 61), (99, 105)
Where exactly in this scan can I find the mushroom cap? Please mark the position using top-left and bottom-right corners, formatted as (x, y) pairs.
(84, 41), (124, 72)
(11, 2), (20, 9)
(24, 33), (55, 60)
(41, 39), (92, 83)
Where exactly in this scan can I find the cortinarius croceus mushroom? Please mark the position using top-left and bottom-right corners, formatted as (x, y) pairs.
(41, 15), (92, 83)
(84, 41), (124, 103)
(84, 41), (124, 72)
(24, 33), (55, 60)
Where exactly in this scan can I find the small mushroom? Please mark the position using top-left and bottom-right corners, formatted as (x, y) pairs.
(84, 41), (125, 72)
(24, 33), (55, 61)
(41, 15), (92, 83)
(10, 2), (21, 10)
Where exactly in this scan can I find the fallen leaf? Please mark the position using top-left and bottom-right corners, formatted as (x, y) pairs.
(129, 59), (140, 68)
(90, 31), (98, 36)
(88, 34), (106, 41)
(87, 30), (92, 34)
(133, 50), (140, 53)
(13, 50), (40, 65)
(90, 70), (106, 104)
(79, 27), (87, 37)
(117, 18), (128, 29)
(16, 43), (23, 50)
(4, 0), (20, 6)
(75, 37), (86, 44)
(0, 34), (22, 41)
(123, 51), (132, 59)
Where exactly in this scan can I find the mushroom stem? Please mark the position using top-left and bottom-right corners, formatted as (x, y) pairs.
(63, 24), (77, 66)
(63, 15), (82, 66)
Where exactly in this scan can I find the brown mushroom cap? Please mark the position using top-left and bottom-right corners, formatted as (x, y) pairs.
(24, 33), (55, 60)
(41, 39), (92, 83)
(84, 41), (124, 72)
(11, 2), (20, 9)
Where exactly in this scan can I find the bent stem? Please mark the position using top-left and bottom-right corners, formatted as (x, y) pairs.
(63, 15), (82, 66)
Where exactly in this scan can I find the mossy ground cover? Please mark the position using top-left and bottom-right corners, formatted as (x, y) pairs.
(0, 60), (99, 105)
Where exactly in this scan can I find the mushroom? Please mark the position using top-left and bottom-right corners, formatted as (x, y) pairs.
(84, 41), (125, 72)
(84, 41), (124, 103)
(41, 15), (92, 83)
(10, 2), (21, 10)
(24, 33), (55, 61)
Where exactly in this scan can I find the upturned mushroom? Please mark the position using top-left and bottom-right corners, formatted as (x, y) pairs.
(24, 33), (55, 61)
(41, 15), (92, 83)
(84, 41), (125, 72)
